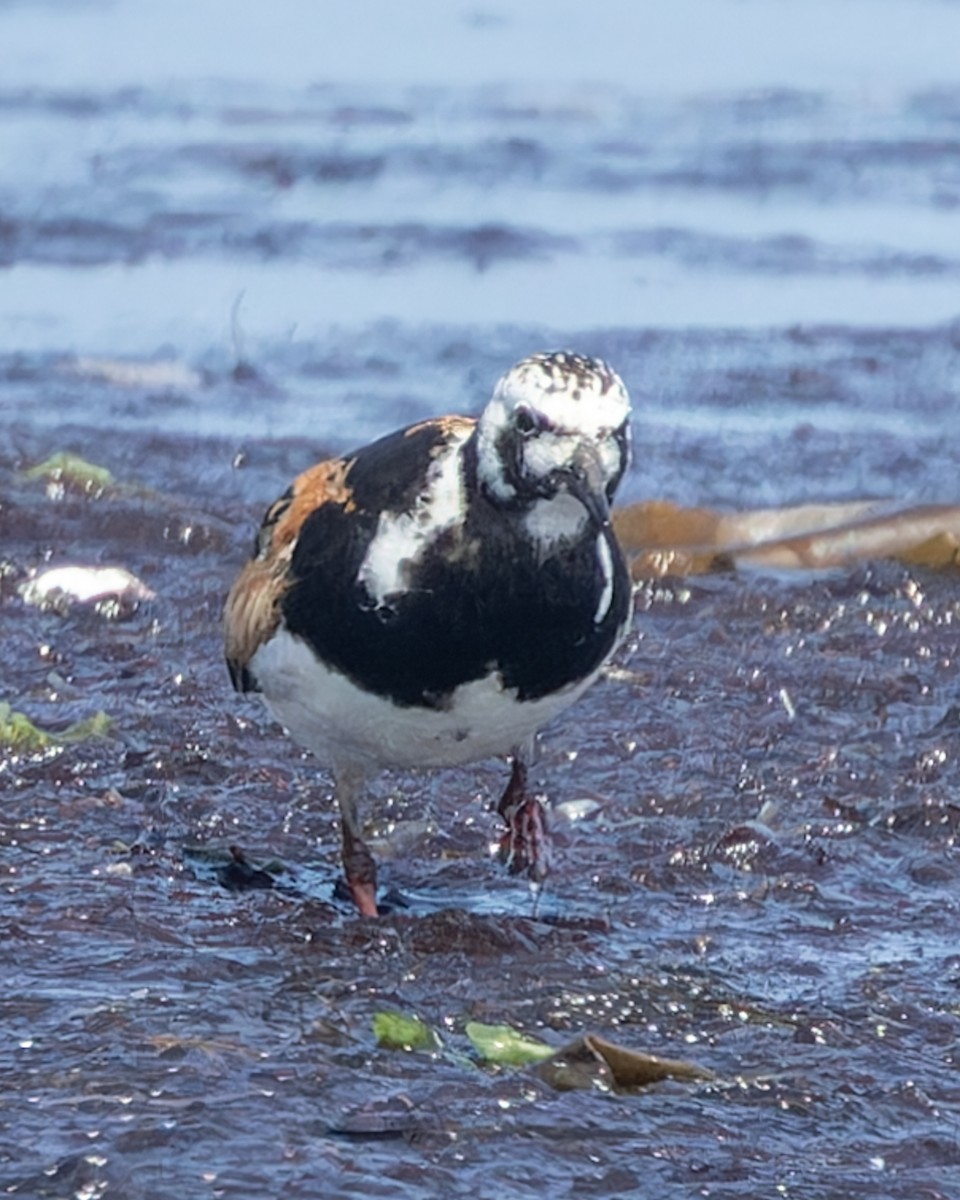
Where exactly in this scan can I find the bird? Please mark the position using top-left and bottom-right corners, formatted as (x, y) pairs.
(224, 351), (634, 916)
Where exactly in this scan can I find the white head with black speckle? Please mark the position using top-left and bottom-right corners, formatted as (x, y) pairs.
(476, 351), (632, 520)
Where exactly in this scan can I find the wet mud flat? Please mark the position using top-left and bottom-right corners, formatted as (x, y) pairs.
(4, 0), (960, 1191)
(3, 324), (960, 1199)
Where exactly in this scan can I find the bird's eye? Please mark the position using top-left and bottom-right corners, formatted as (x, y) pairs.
(515, 408), (539, 435)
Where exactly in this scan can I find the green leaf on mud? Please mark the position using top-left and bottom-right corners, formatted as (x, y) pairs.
(373, 1011), (440, 1052)
(24, 452), (115, 493)
(465, 1022), (556, 1066)
(0, 703), (113, 750)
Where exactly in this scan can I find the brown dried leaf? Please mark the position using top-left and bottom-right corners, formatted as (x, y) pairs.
(613, 499), (960, 577)
(536, 1032), (714, 1092)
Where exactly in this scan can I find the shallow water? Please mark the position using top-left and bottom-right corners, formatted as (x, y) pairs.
(3, 3), (960, 1198)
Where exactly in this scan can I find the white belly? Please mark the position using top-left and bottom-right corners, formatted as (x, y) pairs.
(250, 628), (599, 773)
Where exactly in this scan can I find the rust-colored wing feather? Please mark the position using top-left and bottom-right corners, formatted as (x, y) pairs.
(224, 457), (355, 691)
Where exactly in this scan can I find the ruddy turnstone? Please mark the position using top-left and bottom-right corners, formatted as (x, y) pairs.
(224, 351), (633, 916)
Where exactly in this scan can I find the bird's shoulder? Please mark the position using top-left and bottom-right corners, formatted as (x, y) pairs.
(223, 415), (475, 691)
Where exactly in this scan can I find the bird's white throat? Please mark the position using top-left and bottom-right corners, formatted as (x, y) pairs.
(523, 492), (590, 547)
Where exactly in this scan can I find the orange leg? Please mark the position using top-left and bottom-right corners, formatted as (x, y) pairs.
(336, 767), (379, 917)
(342, 826), (379, 917)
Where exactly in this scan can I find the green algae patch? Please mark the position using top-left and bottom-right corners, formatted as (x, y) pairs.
(58, 711), (114, 742)
(0, 705), (54, 751)
(0, 703), (113, 751)
(24, 452), (116, 495)
(465, 1021), (556, 1067)
(373, 1011), (441, 1053)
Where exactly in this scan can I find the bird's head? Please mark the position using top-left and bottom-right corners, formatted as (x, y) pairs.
(475, 351), (631, 526)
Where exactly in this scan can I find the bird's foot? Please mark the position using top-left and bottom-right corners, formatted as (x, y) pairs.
(341, 829), (380, 918)
(347, 877), (380, 918)
(334, 878), (410, 915)
(218, 845), (277, 892)
(498, 793), (552, 882)
(496, 756), (553, 881)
